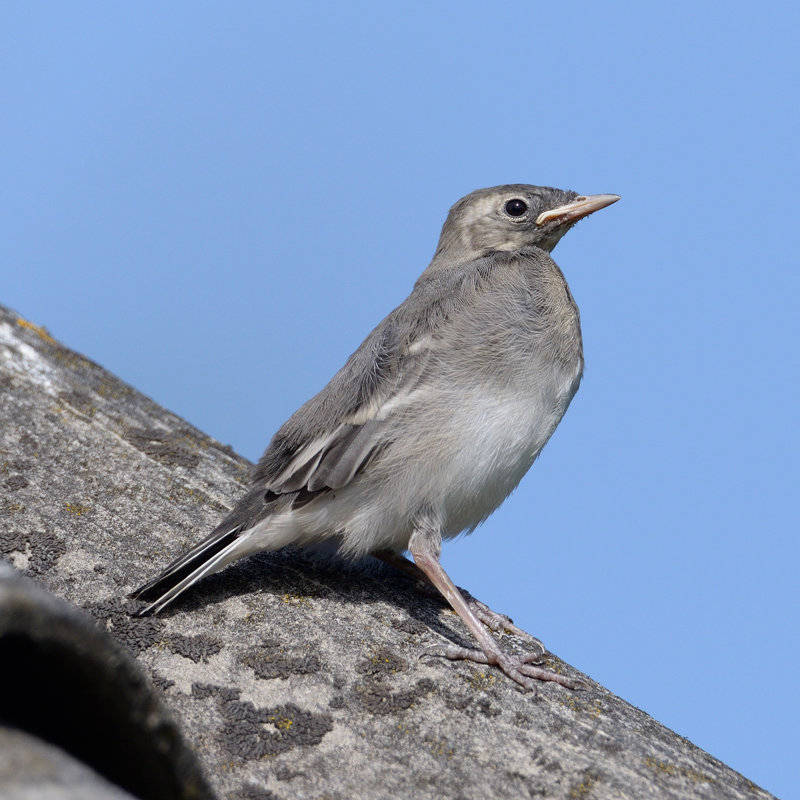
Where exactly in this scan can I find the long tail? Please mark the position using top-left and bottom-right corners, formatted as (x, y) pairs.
(129, 524), (249, 615)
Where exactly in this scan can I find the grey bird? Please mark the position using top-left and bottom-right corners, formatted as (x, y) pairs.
(130, 184), (619, 691)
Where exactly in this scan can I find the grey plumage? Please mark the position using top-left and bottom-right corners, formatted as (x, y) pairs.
(131, 184), (619, 691)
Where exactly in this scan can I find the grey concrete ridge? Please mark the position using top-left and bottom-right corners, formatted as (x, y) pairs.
(0, 303), (774, 800)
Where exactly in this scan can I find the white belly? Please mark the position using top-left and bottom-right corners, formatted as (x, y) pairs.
(434, 370), (580, 536)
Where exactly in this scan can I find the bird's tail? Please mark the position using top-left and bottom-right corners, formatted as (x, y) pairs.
(128, 524), (249, 616)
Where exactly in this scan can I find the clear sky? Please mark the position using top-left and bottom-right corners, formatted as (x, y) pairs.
(3, 4), (797, 796)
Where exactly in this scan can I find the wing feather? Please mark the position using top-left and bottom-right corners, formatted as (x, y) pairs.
(307, 419), (385, 491)
(256, 334), (428, 498)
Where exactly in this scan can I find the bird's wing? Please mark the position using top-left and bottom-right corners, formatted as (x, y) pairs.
(253, 300), (437, 502)
(253, 255), (518, 502)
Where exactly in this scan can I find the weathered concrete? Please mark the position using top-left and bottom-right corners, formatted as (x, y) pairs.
(0, 304), (774, 800)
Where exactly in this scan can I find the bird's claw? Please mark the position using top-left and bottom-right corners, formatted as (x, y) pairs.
(441, 645), (587, 692)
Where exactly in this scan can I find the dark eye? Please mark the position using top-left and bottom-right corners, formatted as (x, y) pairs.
(504, 198), (528, 217)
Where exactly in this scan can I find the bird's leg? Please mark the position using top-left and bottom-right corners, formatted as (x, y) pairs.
(407, 523), (583, 692)
(374, 550), (543, 649)
(459, 589), (544, 647)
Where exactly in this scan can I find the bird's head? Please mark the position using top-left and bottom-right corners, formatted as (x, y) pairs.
(429, 184), (619, 271)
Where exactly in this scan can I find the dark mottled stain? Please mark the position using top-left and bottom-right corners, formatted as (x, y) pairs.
(328, 696), (345, 709)
(354, 678), (435, 716)
(355, 683), (414, 715)
(356, 645), (408, 679)
(27, 530), (66, 574)
(5, 459), (32, 472)
(150, 674), (175, 694)
(475, 696), (501, 718)
(5, 475), (29, 491)
(240, 639), (322, 680)
(0, 529), (66, 574)
(123, 426), (200, 468)
(0, 375), (14, 392)
(167, 633), (223, 663)
(189, 683), (333, 760)
(222, 702), (332, 759)
(442, 691), (473, 712)
(230, 786), (278, 800)
(391, 616), (427, 635)
(84, 597), (164, 654)
(18, 433), (38, 453)
(0, 529), (26, 555)
(192, 683), (240, 703)
(228, 701), (332, 758)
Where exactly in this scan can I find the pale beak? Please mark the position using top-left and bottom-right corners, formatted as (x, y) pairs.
(535, 193), (620, 226)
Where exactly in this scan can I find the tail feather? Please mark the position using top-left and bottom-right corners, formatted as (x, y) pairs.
(129, 524), (245, 615)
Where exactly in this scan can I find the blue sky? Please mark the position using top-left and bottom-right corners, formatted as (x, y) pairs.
(3, 4), (797, 796)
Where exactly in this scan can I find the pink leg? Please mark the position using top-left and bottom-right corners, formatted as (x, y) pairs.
(405, 526), (584, 692)
(375, 550), (543, 647)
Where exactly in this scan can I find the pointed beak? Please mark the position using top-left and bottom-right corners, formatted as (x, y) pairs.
(535, 193), (620, 226)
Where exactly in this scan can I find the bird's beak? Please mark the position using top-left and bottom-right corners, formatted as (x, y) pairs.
(535, 193), (620, 226)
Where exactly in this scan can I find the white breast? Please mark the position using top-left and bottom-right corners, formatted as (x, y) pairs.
(434, 361), (581, 537)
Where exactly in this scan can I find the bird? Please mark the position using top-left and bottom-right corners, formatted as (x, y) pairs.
(130, 184), (619, 691)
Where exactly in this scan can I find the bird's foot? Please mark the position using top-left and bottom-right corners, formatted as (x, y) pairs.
(441, 645), (587, 692)
(460, 590), (545, 650)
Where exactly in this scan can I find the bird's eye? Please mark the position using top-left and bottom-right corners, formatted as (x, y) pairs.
(504, 198), (528, 217)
